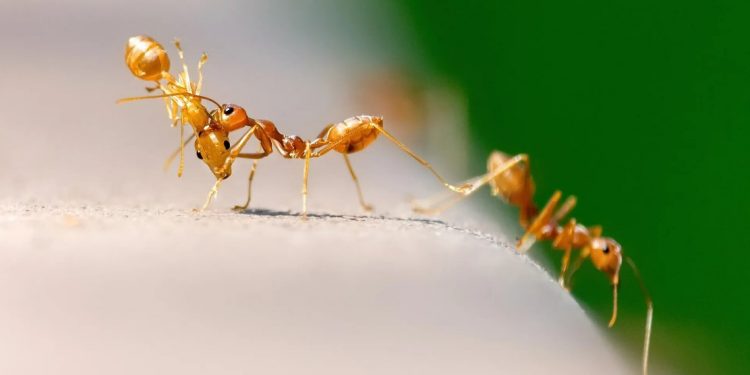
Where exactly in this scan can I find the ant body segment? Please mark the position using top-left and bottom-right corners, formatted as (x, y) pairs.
(125, 35), (209, 177)
(414, 151), (653, 375)
(121, 36), (470, 216)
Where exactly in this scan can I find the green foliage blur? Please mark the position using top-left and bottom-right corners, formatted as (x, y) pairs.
(395, 1), (750, 373)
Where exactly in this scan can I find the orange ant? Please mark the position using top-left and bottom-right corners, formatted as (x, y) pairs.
(124, 35), (209, 177)
(413, 151), (653, 375)
(120, 36), (470, 216)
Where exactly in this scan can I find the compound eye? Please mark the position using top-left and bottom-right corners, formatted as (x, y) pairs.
(603, 244), (610, 254)
(224, 140), (230, 150)
(223, 105), (235, 116)
(196, 151), (203, 160)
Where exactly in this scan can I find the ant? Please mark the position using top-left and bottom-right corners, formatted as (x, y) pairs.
(120, 36), (470, 216)
(413, 151), (653, 375)
(124, 35), (209, 177)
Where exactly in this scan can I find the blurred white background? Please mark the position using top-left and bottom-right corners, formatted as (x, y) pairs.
(0, 0), (469, 213)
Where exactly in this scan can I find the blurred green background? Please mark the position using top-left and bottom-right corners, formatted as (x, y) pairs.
(389, 1), (750, 374)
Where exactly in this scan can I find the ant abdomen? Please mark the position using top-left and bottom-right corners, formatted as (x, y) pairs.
(125, 35), (170, 81)
(324, 115), (383, 154)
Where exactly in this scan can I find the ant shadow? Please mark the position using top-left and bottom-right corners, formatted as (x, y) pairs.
(233, 207), (446, 226)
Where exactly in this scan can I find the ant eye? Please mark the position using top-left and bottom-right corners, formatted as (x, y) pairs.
(196, 151), (203, 160)
(223, 106), (234, 116)
(224, 140), (230, 149)
(603, 244), (610, 254)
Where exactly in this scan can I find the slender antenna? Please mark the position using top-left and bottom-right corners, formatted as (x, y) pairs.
(178, 121), (185, 177)
(609, 283), (619, 327)
(625, 256), (653, 375)
(163, 133), (196, 172)
(117, 92), (222, 109)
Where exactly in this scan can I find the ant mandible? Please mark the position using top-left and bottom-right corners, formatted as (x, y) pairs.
(413, 151), (653, 375)
(120, 35), (470, 216)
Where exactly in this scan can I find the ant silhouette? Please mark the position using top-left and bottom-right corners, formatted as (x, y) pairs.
(414, 151), (653, 375)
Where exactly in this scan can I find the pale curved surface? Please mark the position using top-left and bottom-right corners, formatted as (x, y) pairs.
(0, 204), (631, 375)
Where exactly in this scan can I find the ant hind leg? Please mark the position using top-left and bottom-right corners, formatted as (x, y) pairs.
(370, 124), (471, 194)
(342, 154), (373, 212)
(301, 142), (312, 219)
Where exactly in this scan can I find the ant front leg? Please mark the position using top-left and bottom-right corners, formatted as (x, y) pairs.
(196, 125), (259, 212)
(232, 153), (267, 211)
(198, 178), (224, 212)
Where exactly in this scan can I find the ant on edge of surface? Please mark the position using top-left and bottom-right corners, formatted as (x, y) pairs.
(413, 151), (653, 375)
(121, 35), (470, 217)
(122, 35), (652, 375)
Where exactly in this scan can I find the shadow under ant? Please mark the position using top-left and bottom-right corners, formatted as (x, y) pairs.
(233, 207), (445, 226)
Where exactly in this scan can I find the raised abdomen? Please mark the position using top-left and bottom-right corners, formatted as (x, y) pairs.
(325, 115), (381, 154)
(125, 35), (170, 81)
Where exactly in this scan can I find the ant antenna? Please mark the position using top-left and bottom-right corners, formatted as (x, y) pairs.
(609, 283), (618, 327)
(117, 92), (222, 110)
(625, 256), (653, 375)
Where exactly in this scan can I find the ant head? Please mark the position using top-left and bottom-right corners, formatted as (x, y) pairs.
(194, 126), (233, 180)
(589, 237), (623, 285)
(211, 103), (252, 132)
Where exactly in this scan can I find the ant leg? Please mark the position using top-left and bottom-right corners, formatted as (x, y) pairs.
(411, 175), (481, 215)
(197, 178), (223, 212)
(555, 219), (577, 286)
(173, 38), (192, 91)
(232, 151), (271, 211)
(195, 126), (260, 212)
(342, 154), (373, 212)
(163, 133), (196, 172)
(217, 126), (259, 176)
(553, 195), (577, 223)
(232, 159), (259, 211)
(564, 248), (590, 290)
(196, 52), (208, 94)
(560, 248), (572, 286)
(461, 154), (529, 196)
(177, 120), (186, 177)
(412, 154), (529, 215)
(517, 190), (562, 252)
(369, 124), (471, 194)
(301, 142), (312, 218)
